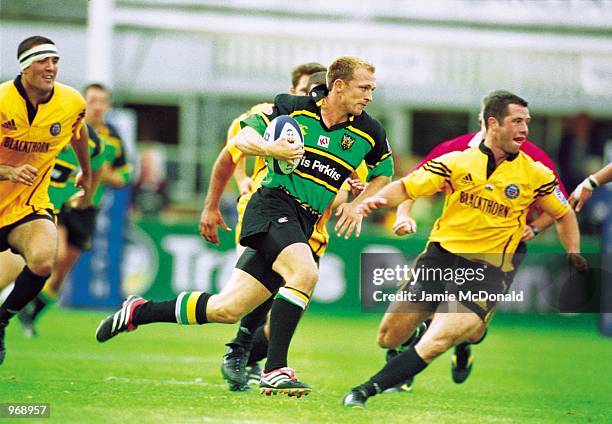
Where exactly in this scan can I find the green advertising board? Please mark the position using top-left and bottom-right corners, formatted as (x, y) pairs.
(122, 218), (601, 315)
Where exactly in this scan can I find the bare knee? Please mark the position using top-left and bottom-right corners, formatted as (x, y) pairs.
(207, 297), (243, 323)
(417, 334), (455, 362)
(467, 325), (486, 344)
(377, 325), (407, 349)
(26, 255), (55, 277)
(286, 267), (318, 293)
(213, 305), (242, 324)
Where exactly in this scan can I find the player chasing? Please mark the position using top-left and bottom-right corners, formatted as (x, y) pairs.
(376, 93), (569, 392)
(0, 36), (92, 364)
(341, 90), (588, 408)
(95, 55), (394, 397)
(15, 83), (132, 336)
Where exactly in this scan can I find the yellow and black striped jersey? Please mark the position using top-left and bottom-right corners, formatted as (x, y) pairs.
(401, 142), (570, 271)
(0, 76), (85, 227)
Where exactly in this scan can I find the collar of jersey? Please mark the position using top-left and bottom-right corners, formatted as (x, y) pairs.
(14, 75), (55, 124)
(316, 98), (356, 132)
(479, 140), (519, 179)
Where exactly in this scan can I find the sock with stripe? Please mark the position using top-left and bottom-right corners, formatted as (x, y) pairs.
(25, 284), (59, 322)
(264, 286), (309, 373)
(247, 325), (269, 367)
(357, 346), (428, 396)
(232, 296), (273, 349)
(0, 266), (48, 323)
(132, 291), (210, 325)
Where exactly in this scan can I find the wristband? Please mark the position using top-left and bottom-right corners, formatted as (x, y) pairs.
(587, 175), (599, 189)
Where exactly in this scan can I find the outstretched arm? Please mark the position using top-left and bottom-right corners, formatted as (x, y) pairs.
(334, 175), (391, 239)
(199, 147), (236, 245)
(570, 163), (612, 212)
(356, 180), (410, 217)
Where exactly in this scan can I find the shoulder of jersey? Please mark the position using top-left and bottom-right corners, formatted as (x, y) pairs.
(104, 122), (122, 139)
(352, 111), (386, 143)
(54, 82), (86, 109)
(521, 151), (552, 174)
(0, 80), (13, 96)
(274, 93), (315, 115)
(520, 139), (552, 162)
(247, 102), (274, 116)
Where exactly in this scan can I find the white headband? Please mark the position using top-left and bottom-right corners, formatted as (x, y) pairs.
(18, 43), (59, 71)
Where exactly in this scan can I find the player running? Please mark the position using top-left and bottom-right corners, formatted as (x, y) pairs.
(342, 90), (587, 408)
(96, 56), (393, 397)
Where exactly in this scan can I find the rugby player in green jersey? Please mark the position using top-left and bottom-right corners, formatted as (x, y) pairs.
(95, 55), (394, 397)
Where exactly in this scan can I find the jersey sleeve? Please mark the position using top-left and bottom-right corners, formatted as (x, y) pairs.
(226, 117), (245, 164)
(71, 93), (86, 137)
(401, 153), (455, 199)
(88, 126), (106, 171)
(364, 126), (394, 181)
(240, 95), (294, 136)
(535, 150), (568, 198)
(533, 166), (570, 219)
(107, 124), (133, 185)
(339, 161), (368, 191)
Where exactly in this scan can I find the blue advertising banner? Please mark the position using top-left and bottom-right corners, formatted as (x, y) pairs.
(63, 186), (131, 308)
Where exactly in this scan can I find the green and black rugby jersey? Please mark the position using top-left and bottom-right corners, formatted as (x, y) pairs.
(48, 124), (106, 211)
(241, 94), (394, 214)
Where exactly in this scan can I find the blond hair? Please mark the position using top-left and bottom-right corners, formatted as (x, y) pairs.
(326, 56), (375, 89)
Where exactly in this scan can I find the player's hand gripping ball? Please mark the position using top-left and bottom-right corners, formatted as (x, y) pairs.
(264, 115), (304, 174)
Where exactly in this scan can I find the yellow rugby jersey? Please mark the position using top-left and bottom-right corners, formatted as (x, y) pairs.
(309, 161), (369, 256)
(227, 103), (274, 245)
(0, 77), (86, 227)
(401, 142), (570, 271)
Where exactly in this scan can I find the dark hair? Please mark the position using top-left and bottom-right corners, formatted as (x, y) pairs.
(482, 90), (528, 129)
(307, 71), (327, 91)
(17, 36), (55, 59)
(291, 62), (326, 89)
(84, 83), (109, 95)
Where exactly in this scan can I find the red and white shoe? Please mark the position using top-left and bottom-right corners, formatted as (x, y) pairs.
(95, 295), (147, 343)
(259, 367), (311, 397)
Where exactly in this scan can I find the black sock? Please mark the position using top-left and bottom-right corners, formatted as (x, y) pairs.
(0, 266), (48, 323)
(28, 295), (49, 321)
(359, 346), (428, 396)
(232, 296), (272, 349)
(133, 292), (210, 325)
(264, 288), (308, 373)
(247, 325), (269, 366)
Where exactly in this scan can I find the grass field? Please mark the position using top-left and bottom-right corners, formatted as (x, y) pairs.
(1, 309), (610, 423)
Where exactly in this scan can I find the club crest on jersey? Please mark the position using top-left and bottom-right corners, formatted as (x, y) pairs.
(341, 133), (355, 150)
(50, 122), (61, 136)
(317, 135), (330, 148)
(504, 184), (520, 199)
(299, 124), (308, 136)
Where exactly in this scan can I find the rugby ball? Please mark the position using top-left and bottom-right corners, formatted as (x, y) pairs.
(263, 115), (304, 175)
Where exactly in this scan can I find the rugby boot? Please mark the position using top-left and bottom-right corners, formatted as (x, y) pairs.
(221, 343), (250, 391)
(95, 295), (147, 342)
(259, 367), (311, 398)
(451, 342), (473, 383)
